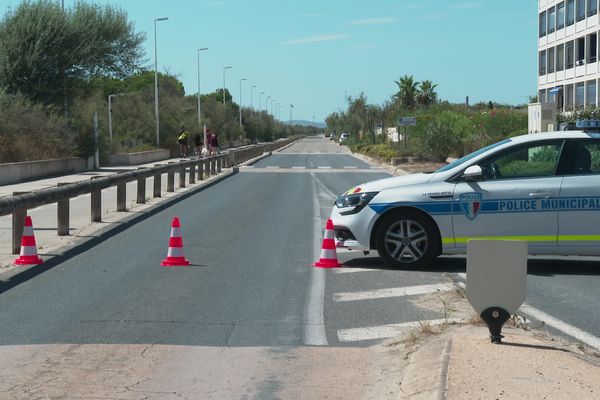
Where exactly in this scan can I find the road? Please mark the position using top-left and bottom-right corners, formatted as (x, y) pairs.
(0, 136), (598, 398)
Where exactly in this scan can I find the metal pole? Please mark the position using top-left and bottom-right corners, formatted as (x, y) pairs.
(266, 96), (270, 114)
(251, 85), (257, 115)
(259, 92), (265, 114)
(197, 47), (208, 131)
(239, 78), (247, 128)
(108, 95), (113, 141)
(154, 17), (168, 148)
(223, 66), (232, 104)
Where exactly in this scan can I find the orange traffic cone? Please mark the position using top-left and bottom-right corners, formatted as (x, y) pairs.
(161, 217), (191, 267)
(314, 219), (342, 268)
(14, 216), (44, 265)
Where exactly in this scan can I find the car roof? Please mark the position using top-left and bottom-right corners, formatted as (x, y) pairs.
(509, 130), (599, 144)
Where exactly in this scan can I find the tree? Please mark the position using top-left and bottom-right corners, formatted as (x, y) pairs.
(415, 111), (474, 162)
(417, 80), (438, 108)
(394, 75), (419, 110)
(0, 1), (145, 107)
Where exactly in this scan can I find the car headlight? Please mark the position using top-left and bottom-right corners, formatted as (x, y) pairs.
(335, 192), (378, 215)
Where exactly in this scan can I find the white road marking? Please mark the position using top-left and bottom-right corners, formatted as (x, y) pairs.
(332, 267), (379, 274)
(338, 318), (463, 342)
(291, 166), (306, 169)
(334, 283), (455, 302)
(265, 166), (280, 169)
(303, 172), (328, 346)
(317, 166), (332, 169)
(343, 166), (358, 169)
(456, 272), (600, 350)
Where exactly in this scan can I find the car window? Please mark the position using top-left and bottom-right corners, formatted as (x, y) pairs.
(568, 140), (600, 175)
(436, 139), (511, 173)
(479, 141), (563, 180)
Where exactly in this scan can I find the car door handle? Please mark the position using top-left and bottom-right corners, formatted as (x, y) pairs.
(529, 192), (554, 198)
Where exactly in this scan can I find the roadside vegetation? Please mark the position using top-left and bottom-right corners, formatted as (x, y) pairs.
(0, 1), (310, 164)
(326, 75), (528, 164)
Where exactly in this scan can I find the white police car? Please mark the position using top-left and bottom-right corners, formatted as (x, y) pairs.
(331, 126), (600, 268)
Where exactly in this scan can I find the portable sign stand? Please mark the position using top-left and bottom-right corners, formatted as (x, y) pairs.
(398, 117), (416, 150)
(466, 240), (527, 343)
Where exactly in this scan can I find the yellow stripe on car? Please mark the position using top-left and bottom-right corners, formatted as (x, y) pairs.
(442, 235), (600, 245)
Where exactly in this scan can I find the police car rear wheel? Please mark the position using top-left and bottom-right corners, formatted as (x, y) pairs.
(375, 211), (437, 268)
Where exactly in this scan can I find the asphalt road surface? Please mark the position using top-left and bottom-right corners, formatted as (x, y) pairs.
(0, 136), (599, 398)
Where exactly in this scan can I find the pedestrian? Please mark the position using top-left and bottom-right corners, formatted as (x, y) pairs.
(194, 132), (203, 156)
(211, 133), (220, 154)
(205, 129), (213, 154)
(177, 126), (190, 157)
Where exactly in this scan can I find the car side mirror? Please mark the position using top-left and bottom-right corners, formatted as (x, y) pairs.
(462, 165), (483, 181)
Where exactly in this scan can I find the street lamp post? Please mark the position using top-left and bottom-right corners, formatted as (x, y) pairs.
(266, 96), (270, 114)
(259, 92), (265, 114)
(239, 78), (247, 128)
(154, 17), (168, 148)
(250, 85), (258, 114)
(222, 66), (232, 104)
(289, 104), (294, 125)
(196, 47), (208, 131)
(108, 93), (126, 141)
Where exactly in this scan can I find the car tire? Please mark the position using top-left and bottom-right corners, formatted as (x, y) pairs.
(374, 210), (440, 268)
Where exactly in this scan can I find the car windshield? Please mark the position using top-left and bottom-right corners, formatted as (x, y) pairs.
(435, 138), (512, 173)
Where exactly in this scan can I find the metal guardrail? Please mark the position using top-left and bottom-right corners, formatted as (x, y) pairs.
(3, 138), (296, 254)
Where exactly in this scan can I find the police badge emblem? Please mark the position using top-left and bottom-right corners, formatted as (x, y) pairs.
(460, 192), (482, 220)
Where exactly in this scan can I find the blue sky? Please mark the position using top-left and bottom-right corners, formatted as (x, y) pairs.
(0, 0), (537, 121)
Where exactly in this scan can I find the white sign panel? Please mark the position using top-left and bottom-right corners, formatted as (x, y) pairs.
(466, 240), (527, 315)
(399, 116), (416, 126)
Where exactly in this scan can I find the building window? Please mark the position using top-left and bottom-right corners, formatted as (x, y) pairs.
(588, 0), (598, 16)
(539, 89), (547, 104)
(548, 47), (556, 73)
(577, 37), (585, 65)
(540, 50), (547, 75)
(566, 84), (574, 107)
(558, 2), (566, 30)
(577, 0), (586, 21)
(548, 7), (556, 33)
(557, 44), (565, 71)
(588, 33), (597, 63)
(567, 0), (576, 25)
(576, 82), (585, 105)
(587, 80), (597, 105)
(540, 11), (547, 37)
(567, 40), (575, 68)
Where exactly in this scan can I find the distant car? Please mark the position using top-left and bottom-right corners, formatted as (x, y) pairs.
(339, 133), (349, 144)
(331, 128), (600, 268)
(330, 133), (337, 141)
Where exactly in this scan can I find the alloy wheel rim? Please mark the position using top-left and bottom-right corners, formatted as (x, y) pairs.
(384, 219), (428, 262)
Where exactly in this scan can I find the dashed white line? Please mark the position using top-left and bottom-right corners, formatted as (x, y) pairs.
(265, 166), (280, 169)
(333, 283), (455, 302)
(343, 166), (358, 169)
(291, 166), (306, 169)
(338, 318), (463, 342)
(317, 166), (332, 169)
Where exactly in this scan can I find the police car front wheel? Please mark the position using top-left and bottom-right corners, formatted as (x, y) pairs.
(375, 211), (439, 268)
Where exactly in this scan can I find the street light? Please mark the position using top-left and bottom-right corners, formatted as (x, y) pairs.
(259, 92), (265, 114)
(108, 93), (126, 141)
(289, 104), (294, 125)
(154, 17), (168, 148)
(154, 18), (169, 146)
(250, 85), (258, 114)
(197, 47), (208, 131)
(222, 66), (232, 104)
(266, 96), (271, 114)
(239, 78), (247, 127)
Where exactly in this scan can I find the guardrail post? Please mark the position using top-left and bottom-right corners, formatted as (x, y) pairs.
(136, 168), (146, 204)
(179, 164), (186, 188)
(57, 182), (70, 236)
(197, 159), (204, 180)
(167, 163), (175, 192)
(189, 163), (196, 184)
(90, 177), (102, 222)
(12, 191), (27, 254)
(153, 164), (162, 198)
(210, 157), (216, 175)
(217, 156), (222, 173)
(117, 182), (126, 212)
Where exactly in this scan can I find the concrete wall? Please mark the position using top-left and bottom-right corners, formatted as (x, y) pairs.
(528, 103), (542, 133)
(106, 149), (170, 166)
(0, 158), (89, 186)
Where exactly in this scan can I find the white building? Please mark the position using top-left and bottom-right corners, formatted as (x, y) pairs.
(538, 0), (600, 113)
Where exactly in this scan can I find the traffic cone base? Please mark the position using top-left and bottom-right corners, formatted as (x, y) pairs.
(161, 217), (192, 267)
(14, 216), (43, 266)
(314, 219), (342, 268)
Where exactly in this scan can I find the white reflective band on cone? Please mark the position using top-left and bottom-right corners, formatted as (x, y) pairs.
(324, 231), (335, 239)
(167, 247), (185, 257)
(23, 226), (34, 236)
(170, 228), (182, 238)
(319, 249), (337, 260)
(20, 246), (38, 256)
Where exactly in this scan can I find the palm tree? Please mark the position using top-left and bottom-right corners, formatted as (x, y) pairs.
(417, 80), (438, 108)
(394, 75), (419, 110)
